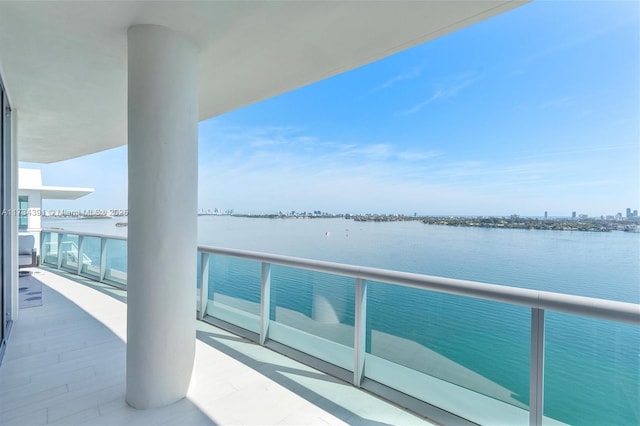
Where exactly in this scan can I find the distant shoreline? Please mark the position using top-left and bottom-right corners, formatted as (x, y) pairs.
(418, 216), (639, 233)
(226, 213), (640, 233)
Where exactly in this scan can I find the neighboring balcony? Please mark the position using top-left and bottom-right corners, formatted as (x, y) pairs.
(3, 229), (638, 426)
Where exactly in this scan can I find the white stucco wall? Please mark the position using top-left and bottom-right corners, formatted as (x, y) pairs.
(18, 188), (42, 232)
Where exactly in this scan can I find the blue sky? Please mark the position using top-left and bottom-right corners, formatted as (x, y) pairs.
(22, 1), (639, 217)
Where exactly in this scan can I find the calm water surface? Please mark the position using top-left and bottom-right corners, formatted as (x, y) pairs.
(195, 217), (639, 303)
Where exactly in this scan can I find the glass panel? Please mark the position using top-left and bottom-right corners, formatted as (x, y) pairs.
(206, 255), (260, 333)
(196, 252), (201, 311)
(41, 232), (59, 265)
(18, 196), (28, 230)
(104, 239), (127, 285)
(1, 89), (5, 347)
(80, 236), (101, 277)
(366, 282), (530, 424)
(543, 312), (639, 425)
(269, 265), (354, 371)
(59, 234), (79, 271)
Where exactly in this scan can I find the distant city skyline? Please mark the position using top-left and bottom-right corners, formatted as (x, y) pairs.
(20, 1), (639, 218)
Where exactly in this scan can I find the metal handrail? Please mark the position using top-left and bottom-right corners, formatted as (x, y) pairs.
(199, 245), (640, 325)
(42, 228), (127, 242)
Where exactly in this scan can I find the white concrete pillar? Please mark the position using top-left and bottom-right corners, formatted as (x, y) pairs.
(126, 24), (198, 410)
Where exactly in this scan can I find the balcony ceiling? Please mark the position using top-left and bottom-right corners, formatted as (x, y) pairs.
(0, 1), (525, 164)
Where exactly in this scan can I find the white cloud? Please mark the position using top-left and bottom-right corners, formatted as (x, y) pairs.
(398, 90), (445, 116)
(374, 67), (422, 91)
(197, 123), (632, 215)
(398, 71), (483, 116)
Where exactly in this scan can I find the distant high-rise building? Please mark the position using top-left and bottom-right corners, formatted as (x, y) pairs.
(544, 211), (548, 219)
(572, 211), (577, 219)
(634, 210), (639, 218)
(626, 208), (631, 218)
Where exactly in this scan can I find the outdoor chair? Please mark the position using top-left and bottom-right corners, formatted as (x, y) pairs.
(18, 234), (38, 268)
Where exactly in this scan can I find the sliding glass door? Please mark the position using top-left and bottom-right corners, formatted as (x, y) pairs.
(0, 73), (11, 363)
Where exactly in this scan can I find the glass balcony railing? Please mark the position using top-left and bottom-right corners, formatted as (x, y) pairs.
(366, 283), (532, 423)
(543, 312), (640, 425)
(104, 239), (127, 285)
(205, 254), (261, 334)
(79, 236), (101, 277)
(41, 231), (59, 265)
(41, 230), (127, 288)
(40, 229), (640, 426)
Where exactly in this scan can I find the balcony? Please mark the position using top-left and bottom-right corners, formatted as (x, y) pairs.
(2, 4), (637, 425)
(3, 229), (637, 425)
(1, 266), (432, 425)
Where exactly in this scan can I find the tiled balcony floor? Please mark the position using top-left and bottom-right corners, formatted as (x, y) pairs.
(0, 268), (434, 426)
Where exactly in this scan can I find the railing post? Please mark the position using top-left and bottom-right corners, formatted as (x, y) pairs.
(77, 235), (85, 275)
(99, 238), (107, 282)
(56, 233), (64, 269)
(198, 252), (210, 320)
(530, 308), (545, 426)
(260, 262), (271, 345)
(354, 278), (367, 387)
(40, 231), (47, 265)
